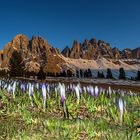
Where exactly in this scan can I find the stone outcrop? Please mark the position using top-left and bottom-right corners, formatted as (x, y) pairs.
(0, 34), (69, 75)
(62, 38), (140, 60)
(69, 40), (81, 59)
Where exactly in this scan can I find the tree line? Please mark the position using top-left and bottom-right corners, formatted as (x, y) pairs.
(76, 68), (140, 80)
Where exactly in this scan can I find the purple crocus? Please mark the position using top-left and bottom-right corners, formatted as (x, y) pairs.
(58, 83), (66, 105)
(89, 86), (94, 96)
(58, 83), (69, 118)
(21, 83), (26, 92)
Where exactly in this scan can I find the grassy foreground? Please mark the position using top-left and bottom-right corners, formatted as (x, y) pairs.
(0, 87), (140, 140)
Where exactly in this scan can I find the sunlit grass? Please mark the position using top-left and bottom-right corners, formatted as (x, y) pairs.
(0, 85), (139, 139)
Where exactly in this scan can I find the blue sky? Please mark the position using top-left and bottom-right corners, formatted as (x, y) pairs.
(0, 0), (140, 51)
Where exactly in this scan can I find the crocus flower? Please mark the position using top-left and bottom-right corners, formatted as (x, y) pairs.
(74, 84), (80, 103)
(12, 81), (16, 98)
(86, 86), (90, 93)
(42, 83), (47, 109)
(83, 86), (87, 93)
(123, 99), (126, 112)
(108, 86), (112, 97)
(4, 84), (8, 90)
(57, 83), (66, 104)
(28, 83), (34, 106)
(95, 86), (99, 97)
(77, 83), (82, 94)
(60, 83), (66, 105)
(7, 84), (12, 93)
(58, 83), (69, 118)
(118, 98), (124, 123)
(21, 83), (26, 92)
(47, 84), (50, 98)
(69, 84), (73, 91)
(36, 83), (39, 90)
(89, 86), (94, 96)
(55, 87), (58, 97)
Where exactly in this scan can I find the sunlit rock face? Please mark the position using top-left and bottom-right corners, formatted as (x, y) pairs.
(112, 48), (121, 59)
(0, 34), (140, 76)
(121, 48), (132, 59)
(61, 46), (70, 58)
(69, 40), (81, 59)
(0, 34), (69, 75)
(62, 38), (115, 59)
(62, 38), (140, 60)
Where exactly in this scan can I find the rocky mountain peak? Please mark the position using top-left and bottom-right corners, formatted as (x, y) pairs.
(69, 40), (81, 59)
(89, 38), (97, 45)
(12, 34), (29, 50)
(62, 38), (140, 60)
(0, 34), (140, 77)
(61, 46), (70, 57)
(0, 34), (71, 76)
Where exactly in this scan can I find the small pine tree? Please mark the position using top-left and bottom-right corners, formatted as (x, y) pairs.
(101, 72), (105, 78)
(9, 51), (25, 77)
(87, 69), (92, 78)
(60, 70), (66, 77)
(98, 71), (105, 79)
(136, 71), (140, 80)
(80, 69), (83, 78)
(76, 70), (79, 78)
(106, 68), (113, 79)
(84, 70), (87, 77)
(97, 71), (101, 78)
(67, 70), (73, 77)
(119, 68), (126, 79)
(37, 67), (46, 79)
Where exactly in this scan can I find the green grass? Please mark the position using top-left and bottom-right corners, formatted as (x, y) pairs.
(0, 89), (139, 140)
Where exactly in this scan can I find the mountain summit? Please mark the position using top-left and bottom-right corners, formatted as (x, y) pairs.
(62, 38), (140, 59)
(0, 34), (72, 76)
(0, 34), (139, 78)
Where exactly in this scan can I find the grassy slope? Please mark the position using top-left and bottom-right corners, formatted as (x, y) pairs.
(0, 90), (139, 140)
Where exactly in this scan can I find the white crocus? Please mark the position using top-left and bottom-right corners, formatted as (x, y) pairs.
(89, 85), (94, 96)
(12, 81), (16, 98)
(118, 98), (124, 123)
(28, 83), (34, 106)
(74, 84), (80, 103)
(108, 86), (112, 96)
(42, 83), (47, 109)
(95, 86), (99, 97)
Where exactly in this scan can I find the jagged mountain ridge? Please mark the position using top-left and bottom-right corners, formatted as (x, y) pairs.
(0, 34), (72, 75)
(61, 38), (140, 59)
(0, 34), (139, 77)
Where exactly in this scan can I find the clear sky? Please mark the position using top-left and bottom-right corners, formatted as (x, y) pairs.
(0, 0), (140, 51)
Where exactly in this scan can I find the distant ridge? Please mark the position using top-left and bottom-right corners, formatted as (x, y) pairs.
(61, 38), (140, 59)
